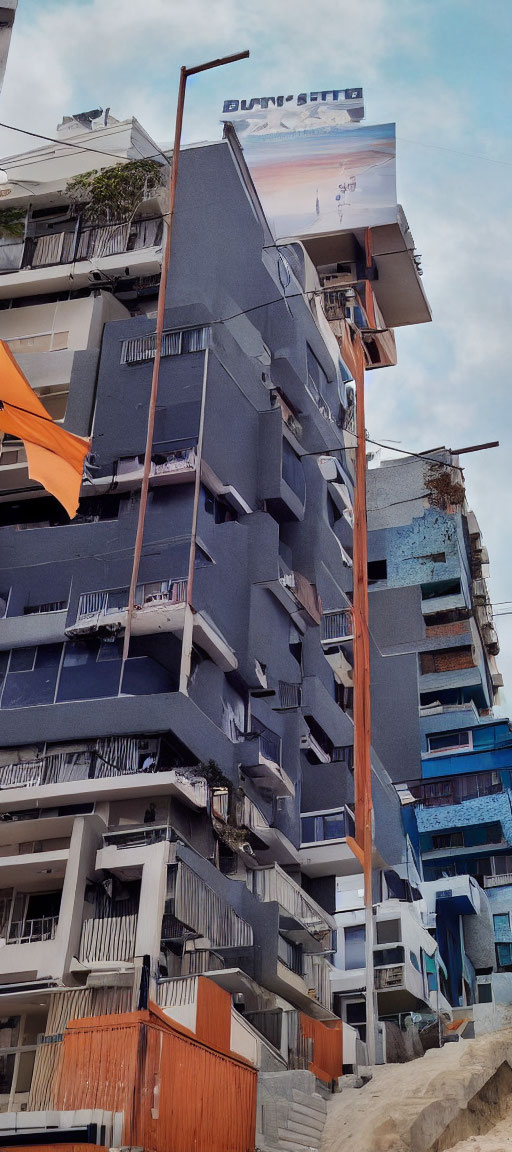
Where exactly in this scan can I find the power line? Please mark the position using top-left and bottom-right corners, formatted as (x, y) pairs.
(0, 119), (170, 167)
(397, 135), (512, 169)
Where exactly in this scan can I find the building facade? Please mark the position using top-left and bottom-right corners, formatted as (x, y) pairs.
(0, 103), (435, 1142)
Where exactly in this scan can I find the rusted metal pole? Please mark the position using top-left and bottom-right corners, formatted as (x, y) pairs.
(122, 51), (249, 666)
(351, 341), (377, 1065)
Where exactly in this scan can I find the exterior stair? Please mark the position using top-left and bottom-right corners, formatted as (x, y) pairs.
(257, 1070), (329, 1152)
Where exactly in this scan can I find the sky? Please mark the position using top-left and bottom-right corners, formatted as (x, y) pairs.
(1, 0), (511, 708)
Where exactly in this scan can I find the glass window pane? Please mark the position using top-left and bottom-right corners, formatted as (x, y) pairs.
(323, 812), (345, 840)
(10, 646), (36, 672)
(345, 925), (366, 970)
(301, 816), (315, 843)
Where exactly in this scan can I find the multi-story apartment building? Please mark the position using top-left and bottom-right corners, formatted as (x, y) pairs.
(0, 105), (433, 1143)
(367, 451), (510, 1011)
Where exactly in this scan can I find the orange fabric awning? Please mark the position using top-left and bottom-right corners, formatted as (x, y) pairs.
(0, 341), (90, 517)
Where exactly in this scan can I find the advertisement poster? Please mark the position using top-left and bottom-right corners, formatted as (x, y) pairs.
(221, 95), (395, 239)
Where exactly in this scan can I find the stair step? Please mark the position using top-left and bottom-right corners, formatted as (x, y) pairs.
(278, 1127), (321, 1149)
(287, 1117), (324, 1139)
(288, 1107), (325, 1132)
(291, 1089), (327, 1113)
(275, 1143), (315, 1152)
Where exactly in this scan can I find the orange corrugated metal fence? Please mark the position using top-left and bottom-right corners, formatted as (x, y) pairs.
(53, 999), (257, 1152)
(10, 1147), (104, 1152)
(300, 1013), (343, 1084)
(195, 970), (232, 1052)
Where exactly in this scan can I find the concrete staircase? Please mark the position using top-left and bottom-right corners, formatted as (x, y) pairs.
(257, 1069), (329, 1152)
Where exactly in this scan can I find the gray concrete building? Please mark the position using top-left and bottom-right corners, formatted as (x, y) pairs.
(0, 106), (433, 1130)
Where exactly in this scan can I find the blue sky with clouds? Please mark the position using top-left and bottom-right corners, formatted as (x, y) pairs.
(2, 0), (512, 705)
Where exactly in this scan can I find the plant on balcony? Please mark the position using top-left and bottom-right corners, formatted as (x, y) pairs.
(65, 158), (164, 225)
(424, 463), (465, 510)
(0, 207), (26, 239)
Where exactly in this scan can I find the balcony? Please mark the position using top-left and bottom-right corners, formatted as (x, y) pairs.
(0, 736), (207, 810)
(65, 581), (237, 672)
(0, 217), (163, 298)
(263, 559), (322, 628)
(237, 795), (300, 866)
(6, 914), (58, 945)
(239, 722), (294, 798)
(164, 860), (253, 952)
(248, 863), (335, 946)
(66, 579), (188, 639)
(79, 905), (138, 967)
(112, 446), (197, 491)
(299, 806), (359, 878)
(321, 609), (354, 645)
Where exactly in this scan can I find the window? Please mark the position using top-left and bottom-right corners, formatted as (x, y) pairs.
(409, 951), (421, 972)
(493, 913), (510, 935)
(367, 559), (387, 583)
(301, 809), (346, 844)
(427, 730), (472, 754)
(203, 487), (238, 524)
(9, 647), (37, 673)
(496, 943), (512, 968)
(24, 600), (67, 615)
(432, 831), (464, 850)
(374, 945), (404, 967)
(344, 925), (365, 970)
(376, 919), (401, 946)
(421, 579), (462, 600)
(485, 823), (503, 845)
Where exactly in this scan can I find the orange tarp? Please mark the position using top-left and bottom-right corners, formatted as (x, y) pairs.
(53, 999), (257, 1152)
(300, 1014), (343, 1084)
(0, 341), (90, 517)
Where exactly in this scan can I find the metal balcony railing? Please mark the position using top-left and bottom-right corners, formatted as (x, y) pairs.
(250, 864), (334, 940)
(73, 578), (187, 626)
(321, 608), (354, 644)
(103, 824), (177, 850)
(0, 737), (196, 791)
(7, 915), (58, 944)
(16, 217), (163, 273)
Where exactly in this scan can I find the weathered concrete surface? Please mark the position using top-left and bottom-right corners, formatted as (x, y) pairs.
(321, 1028), (512, 1152)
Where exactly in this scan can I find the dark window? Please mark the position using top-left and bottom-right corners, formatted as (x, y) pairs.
(432, 831), (464, 849)
(345, 925), (365, 970)
(10, 647), (37, 673)
(421, 579), (461, 600)
(376, 919), (401, 945)
(485, 823), (503, 844)
(427, 730), (471, 752)
(24, 601), (67, 615)
(367, 559), (387, 583)
(374, 946), (404, 966)
(478, 982), (492, 1003)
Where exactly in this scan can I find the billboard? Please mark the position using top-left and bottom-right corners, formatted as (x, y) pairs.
(221, 91), (396, 239)
(221, 88), (364, 132)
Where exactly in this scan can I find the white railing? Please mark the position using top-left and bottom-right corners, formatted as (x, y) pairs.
(250, 864), (334, 938)
(79, 910), (137, 963)
(484, 874), (512, 888)
(75, 578), (187, 623)
(7, 915), (58, 944)
(303, 953), (333, 1010)
(321, 608), (354, 643)
(170, 861), (253, 950)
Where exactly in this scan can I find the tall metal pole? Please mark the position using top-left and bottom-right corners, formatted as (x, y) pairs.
(122, 50), (249, 666)
(351, 340), (377, 1065)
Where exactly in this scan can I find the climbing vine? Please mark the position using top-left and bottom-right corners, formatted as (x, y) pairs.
(65, 158), (164, 224)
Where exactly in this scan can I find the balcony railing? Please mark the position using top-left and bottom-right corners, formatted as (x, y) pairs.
(9, 217), (163, 274)
(72, 577), (187, 632)
(249, 864), (334, 941)
(251, 720), (281, 767)
(103, 824), (177, 850)
(321, 609), (354, 644)
(0, 736), (199, 792)
(6, 915), (58, 944)
(79, 906), (138, 964)
(484, 873), (512, 888)
(166, 861), (253, 950)
(303, 953), (333, 1010)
